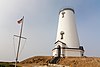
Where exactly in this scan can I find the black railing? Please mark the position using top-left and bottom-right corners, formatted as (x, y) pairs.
(49, 57), (61, 64)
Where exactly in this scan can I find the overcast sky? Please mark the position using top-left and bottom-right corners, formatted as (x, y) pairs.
(0, 0), (100, 61)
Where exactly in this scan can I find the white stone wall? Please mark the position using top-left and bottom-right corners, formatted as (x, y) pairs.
(65, 49), (83, 57)
(52, 49), (58, 57)
(53, 48), (84, 57)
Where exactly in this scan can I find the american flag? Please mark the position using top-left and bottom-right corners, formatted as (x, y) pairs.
(17, 16), (24, 24)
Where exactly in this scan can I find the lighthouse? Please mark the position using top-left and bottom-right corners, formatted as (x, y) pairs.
(52, 8), (84, 57)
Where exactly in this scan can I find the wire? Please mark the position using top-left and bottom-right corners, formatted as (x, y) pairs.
(13, 35), (27, 60)
(19, 39), (27, 56)
(13, 35), (16, 57)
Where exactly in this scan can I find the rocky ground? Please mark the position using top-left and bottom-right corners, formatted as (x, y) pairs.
(18, 56), (100, 67)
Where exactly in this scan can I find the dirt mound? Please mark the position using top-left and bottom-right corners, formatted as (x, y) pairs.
(19, 56), (100, 67)
(58, 57), (100, 67)
(19, 56), (52, 66)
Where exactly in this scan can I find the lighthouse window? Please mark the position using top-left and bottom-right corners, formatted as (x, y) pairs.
(62, 12), (65, 18)
(60, 31), (64, 39)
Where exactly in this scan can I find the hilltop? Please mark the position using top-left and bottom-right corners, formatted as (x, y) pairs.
(18, 56), (100, 67)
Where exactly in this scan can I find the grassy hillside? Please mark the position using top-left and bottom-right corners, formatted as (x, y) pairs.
(18, 56), (100, 67)
(19, 56), (52, 66)
(58, 57), (100, 67)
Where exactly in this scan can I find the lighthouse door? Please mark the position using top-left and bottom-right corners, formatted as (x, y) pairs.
(57, 45), (61, 57)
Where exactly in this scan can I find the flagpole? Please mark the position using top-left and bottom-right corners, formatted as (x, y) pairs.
(15, 16), (24, 67)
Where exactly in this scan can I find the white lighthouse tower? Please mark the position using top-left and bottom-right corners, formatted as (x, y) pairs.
(52, 8), (84, 57)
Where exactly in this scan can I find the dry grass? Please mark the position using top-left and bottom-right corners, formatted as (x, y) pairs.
(18, 56), (100, 67)
(58, 57), (100, 67)
(18, 56), (52, 66)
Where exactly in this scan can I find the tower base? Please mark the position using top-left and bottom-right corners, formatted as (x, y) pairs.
(52, 46), (84, 57)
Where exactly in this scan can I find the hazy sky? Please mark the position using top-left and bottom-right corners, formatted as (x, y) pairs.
(0, 0), (100, 61)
